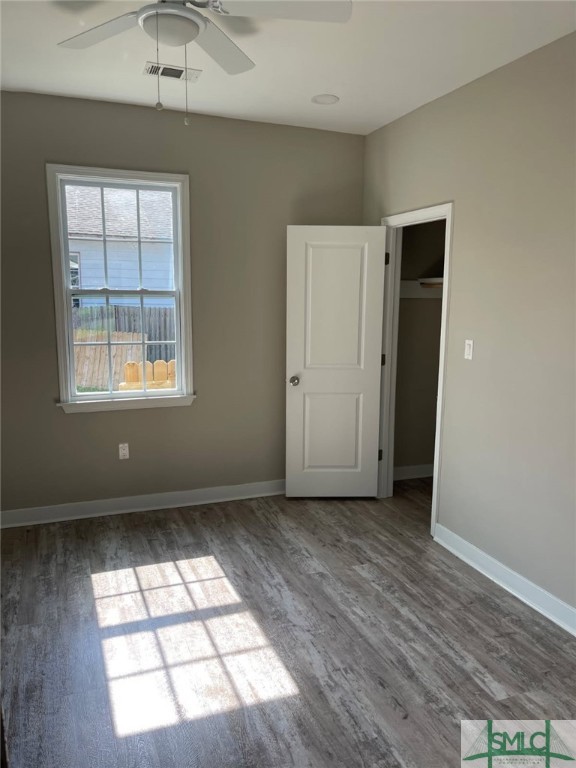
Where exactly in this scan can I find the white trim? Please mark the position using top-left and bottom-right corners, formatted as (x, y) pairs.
(435, 524), (576, 638)
(179, 173), (194, 397)
(59, 394), (196, 413)
(377, 226), (398, 499)
(379, 203), (454, 537)
(394, 464), (434, 481)
(1, 479), (286, 529)
(47, 165), (70, 402)
(46, 164), (193, 409)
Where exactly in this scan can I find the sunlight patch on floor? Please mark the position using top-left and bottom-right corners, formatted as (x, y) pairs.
(91, 556), (298, 737)
(109, 670), (181, 735)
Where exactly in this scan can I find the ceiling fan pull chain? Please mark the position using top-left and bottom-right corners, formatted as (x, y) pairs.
(155, 11), (164, 111)
(184, 44), (191, 126)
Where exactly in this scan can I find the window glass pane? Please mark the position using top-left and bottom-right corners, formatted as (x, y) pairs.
(72, 298), (109, 343)
(65, 185), (103, 238)
(112, 345), (144, 392)
(104, 188), (138, 238)
(69, 240), (105, 289)
(144, 297), (176, 348)
(74, 345), (110, 394)
(146, 343), (177, 390)
(65, 186), (105, 289)
(139, 190), (173, 241)
(140, 190), (174, 290)
(134, 298), (178, 389)
(141, 242), (175, 290)
(107, 241), (140, 290)
(110, 296), (143, 343)
(104, 189), (139, 289)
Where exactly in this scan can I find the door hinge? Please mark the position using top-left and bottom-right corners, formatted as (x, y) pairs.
(385, 252), (390, 266)
(378, 449), (383, 461)
(381, 354), (386, 366)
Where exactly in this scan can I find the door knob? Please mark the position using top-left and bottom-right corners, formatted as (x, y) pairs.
(289, 375), (300, 387)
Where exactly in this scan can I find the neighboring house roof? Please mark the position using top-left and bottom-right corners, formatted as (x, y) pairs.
(65, 185), (173, 241)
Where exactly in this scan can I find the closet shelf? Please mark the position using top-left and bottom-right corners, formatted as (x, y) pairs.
(417, 277), (443, 287)
(400, 279), (443, 299)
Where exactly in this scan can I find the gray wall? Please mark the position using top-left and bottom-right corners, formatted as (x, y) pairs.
(365, 33), (576, 607)
(1, 92), (364, 510)
(394, 299), (441, 469)
(394, 222), (444, 469)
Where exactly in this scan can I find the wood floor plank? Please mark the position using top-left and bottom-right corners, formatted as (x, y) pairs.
(2, 480), (574, 768)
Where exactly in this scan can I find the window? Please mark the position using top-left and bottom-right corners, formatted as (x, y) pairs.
(47, 165), (194, 413)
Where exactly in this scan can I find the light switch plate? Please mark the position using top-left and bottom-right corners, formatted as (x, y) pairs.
(464, 339), (474, 360)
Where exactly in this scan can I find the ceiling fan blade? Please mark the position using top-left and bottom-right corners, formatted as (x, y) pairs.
(196, 19), (255, 74)
(52, 1), (103, 15)
(58, 11), (138, 48)
(216, 16), (260, 38)
(210, 0), (352, 22)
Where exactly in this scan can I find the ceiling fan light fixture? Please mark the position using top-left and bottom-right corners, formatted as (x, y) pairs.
(141, 14), (201, 46)
(312, 93), (340, 106)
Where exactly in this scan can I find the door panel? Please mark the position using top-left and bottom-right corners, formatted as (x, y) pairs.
(306, 244), (365, 367)
(286, 226), (386, 497)
(304, 392), (361, 469)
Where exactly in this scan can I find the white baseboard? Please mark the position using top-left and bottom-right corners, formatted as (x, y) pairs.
(1, 479), (286, 529)
(434, 524), (576, 637)
(394, 464), (434, 481)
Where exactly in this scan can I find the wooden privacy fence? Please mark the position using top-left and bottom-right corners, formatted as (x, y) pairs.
(73, 305), (175, 339)
(119, 359), (176, 390)
(75, 332), (139, 392)
(73, 305), (176, 391)
(74, 331), (176, 391)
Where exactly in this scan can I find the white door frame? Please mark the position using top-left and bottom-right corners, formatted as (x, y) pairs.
(377, 203), (454, 536)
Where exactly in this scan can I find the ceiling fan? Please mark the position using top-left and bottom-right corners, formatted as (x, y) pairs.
(58, 0), (353, 75)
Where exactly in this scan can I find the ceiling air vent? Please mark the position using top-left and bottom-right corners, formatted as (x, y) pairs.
(143, 62), (202, 82)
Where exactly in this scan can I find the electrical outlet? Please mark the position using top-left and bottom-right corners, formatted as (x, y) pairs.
(119, 443), (129, 460)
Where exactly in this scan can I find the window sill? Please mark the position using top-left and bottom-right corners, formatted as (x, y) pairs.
(58, 394), (196, 414)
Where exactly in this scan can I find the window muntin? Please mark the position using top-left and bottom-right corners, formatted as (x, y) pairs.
(48, 167), (191, 407)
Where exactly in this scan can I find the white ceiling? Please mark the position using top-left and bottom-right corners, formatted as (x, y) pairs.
(1, 1), (575, 134)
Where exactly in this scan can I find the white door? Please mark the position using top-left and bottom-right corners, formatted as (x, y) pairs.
(286, 226), (386, 497)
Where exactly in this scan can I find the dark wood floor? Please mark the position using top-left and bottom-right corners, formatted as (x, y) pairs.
(2, 480), (575, 768)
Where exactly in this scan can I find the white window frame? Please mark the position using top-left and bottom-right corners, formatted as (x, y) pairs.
(47, 164), (195, 413)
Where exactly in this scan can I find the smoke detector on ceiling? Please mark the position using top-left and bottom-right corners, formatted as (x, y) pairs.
(143, 61), (202, 82)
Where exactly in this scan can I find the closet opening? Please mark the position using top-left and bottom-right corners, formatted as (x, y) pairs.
(378, 203), (453, 534)
(393, 220), (445, 492)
